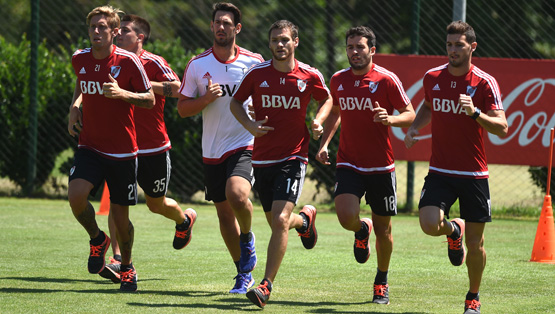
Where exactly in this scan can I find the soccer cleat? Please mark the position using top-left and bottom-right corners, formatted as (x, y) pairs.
(246, 281), (271, 308)
(296, 205), (318, 249)
(239, 233), (257, 273)
(229, 272), (255, 294)
(98, 262), (121, 283)
(447, 218), (466, 266)
(464, 299), (481, 314)
(372, 284), (390, 304)
(88, 231), (110, 274)
(120, 264), (138, 292)
(354, 218), (373, 263)
(173, 208), (197, 250)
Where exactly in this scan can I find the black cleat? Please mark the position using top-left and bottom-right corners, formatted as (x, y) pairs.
(88, 231), (110, 274)
(354, 218), (373, 263)
(296, 205), (318, 249)
(372, 284), (390, 304)
(447, 218), (466, 266)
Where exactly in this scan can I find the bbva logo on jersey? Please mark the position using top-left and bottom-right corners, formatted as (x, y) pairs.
(261, 95), (301, 109)
(206, 84), (237, 97)
(432, 98), (466, 114)
(80, 81), (104, 95)
(338, 97), (374, 111)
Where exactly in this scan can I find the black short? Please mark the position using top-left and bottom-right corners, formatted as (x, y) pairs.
(138, 150), (171, 198)
(418, 172), (491, 223)
(253, 160), (306, 212)
(334, 168), (398, 216)
(204, 150), (254, 202)
(69, 148), (138, 206)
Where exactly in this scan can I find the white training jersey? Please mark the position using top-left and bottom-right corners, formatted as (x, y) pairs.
(179, 46), (263, 163)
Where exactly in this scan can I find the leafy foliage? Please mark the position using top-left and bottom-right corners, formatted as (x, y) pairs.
(528, 167), (554, 197)
(0, 35), (75, 192)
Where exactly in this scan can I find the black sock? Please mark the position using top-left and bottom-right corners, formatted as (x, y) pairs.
(374, 268), (388, 285)
(90, 230), (106, 245)
(355, 220), (369, 239)
(176, 216), (190, 230)
(121, 262), (134, 272)
(113, 254), (122, 262)
(449, 221), (461, 239)
(240, 231), (252, 243)
(261, 278), (273, 292)
(234, 261), (241, 273)
(466, 291), (479, 301)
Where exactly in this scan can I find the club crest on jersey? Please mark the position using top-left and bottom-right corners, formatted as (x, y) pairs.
(466, 85), (477, 97)
(297, 79), (307, 92)
(368, 81), (379, 93)
(110, 66), (121, 78)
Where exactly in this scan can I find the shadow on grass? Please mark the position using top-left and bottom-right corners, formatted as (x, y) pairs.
(127, 295), (427, 313)
(0, 276), (163, 284)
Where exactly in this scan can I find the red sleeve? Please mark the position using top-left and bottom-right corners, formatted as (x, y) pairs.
(311, 70), (330, 102)
(232, 70), (254, 102)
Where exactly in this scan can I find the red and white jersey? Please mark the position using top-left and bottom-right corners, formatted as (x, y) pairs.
(72, 45), (151, 159)
(179, 46), (263, 164)
(233, 59), (330, 167)
(330, 64), (411, 173)
(135, 50), (179, 155)
(424, 63), (504, 178)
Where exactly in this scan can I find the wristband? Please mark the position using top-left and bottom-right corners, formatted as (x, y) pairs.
(471, 107), (481, 120)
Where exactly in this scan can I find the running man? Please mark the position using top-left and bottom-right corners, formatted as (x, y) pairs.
(317, 26), (415, 305)
(177, 2), (263, 294)
(230, 20), (333, 308)
(404, 21), (508, 314)
(67, 5), (154, 292)
(98, 13), (197, 284)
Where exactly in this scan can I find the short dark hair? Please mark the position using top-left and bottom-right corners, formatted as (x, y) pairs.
(212, 2), (241, 25)
(345, 26), (376, 47)
(121, 14), (151, 44)
(447, 20), (476, 44)
(268, 20), (298, 41)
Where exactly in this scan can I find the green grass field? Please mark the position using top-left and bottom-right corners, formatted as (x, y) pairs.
(0, 198), (554, 313)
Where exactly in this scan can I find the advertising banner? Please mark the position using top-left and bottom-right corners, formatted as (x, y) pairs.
(376, 54), (555, 166)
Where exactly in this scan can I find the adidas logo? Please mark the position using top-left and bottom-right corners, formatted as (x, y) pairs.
(202, 72), (212, 80)
(337, 84), (344, 91)
(432, 84), (440, 91)
(79, 67), (86, 74)
(259, 81), (269, 88)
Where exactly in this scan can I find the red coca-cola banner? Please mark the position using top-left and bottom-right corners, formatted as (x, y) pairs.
(375, 54), (555, 166)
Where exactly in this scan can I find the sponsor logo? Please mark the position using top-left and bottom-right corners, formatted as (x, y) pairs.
(202, 72), (212, 80)
(70, 166), (75, 176)
(261, 95), (301, 109)
(337, 84), (344, 91)
(220, 84), (238, 97)
(260, 81), (269, 88)
(432, 98), (466, 114)
(79, 67), (86, 74)
(432, 84), (440, 91)
(338, 97), (374, 110)
(80, 81), (104, 95)
(110, 66), (121, 78)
